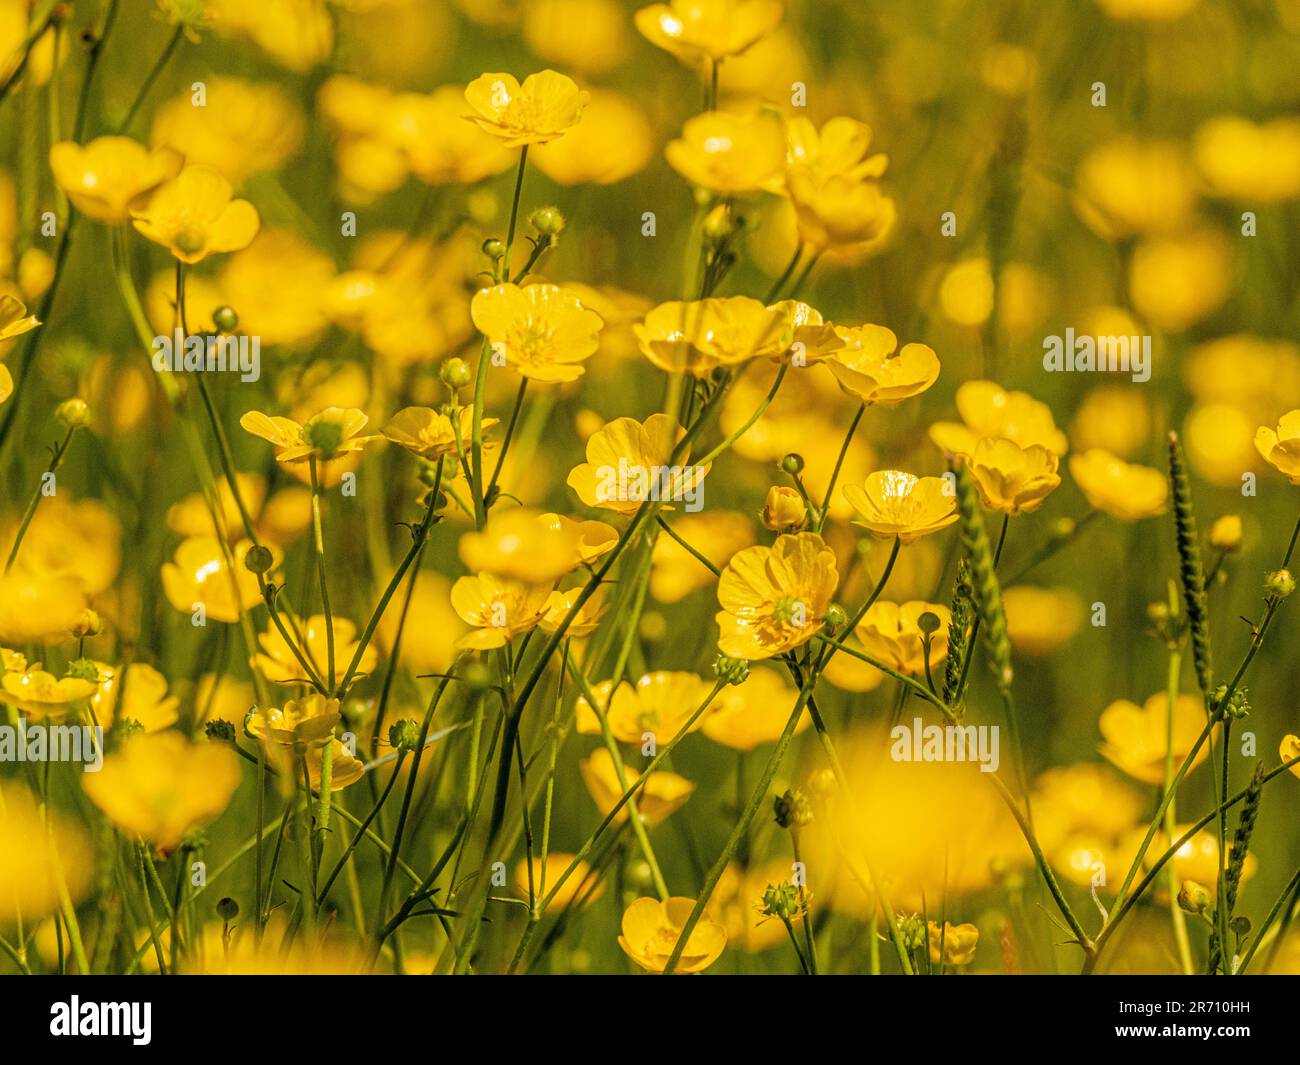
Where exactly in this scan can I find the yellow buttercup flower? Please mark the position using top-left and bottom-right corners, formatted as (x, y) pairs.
(1069, 449), (1168, 521)
(762, 485), (806, 531)
(459, 508), (615, 584)
(540, 584), (609, 636)
(160, 537), (265, 623)
(665, 110), (785, 195)
(785, 121), (896, 254)
(391, 86), (517, 186)
(618, 896), (727, 973)
(254, 615), (377, 685)
(308, 737), (364, 793)
(1099, 692), (1214, 784)
(929, 380), (1068, 458)
(0, 292), (40, 341)
(0, 783), (92, 925)
(928, 921), (979, 966)
(515, 853), (605, 911)
(702, 666), (808, 751)
(968, 438), (1062, 515)
(131, 164), (260, 264)
(854, 601), (950, 675)
(716, 531), (838, 660)
(1194, 116), (1300, 202)
(450, 574), (552, 650)
(1126, 825), (1256, 889)
(84, 732), (240, 854)
(0, 571), (90, 644)
(530, 89), (655, 186)
(633, 297), (791, 378)
(240, 407), (377, 465)
(1254, 410), (1300, 483)
(635, 0), (783, 63)
(382, 406), (493, 462)
(90, 661), (179, 732)
(1281, 734), (1300, 779)
(0, 665), (97, 719)
(246, 692), (340, 752)
(580, 747), (694, 824)
(48, 136), (181, 223)
(826, 325), (940, 406)
(567, 413), (709, 515)
(1074, 137), (1196, 239)
(463, 70), (588, 147)
(1071, 384), (1151, 460)
(522, 0), (630, 75)
(471, 283), (605, 383)
(575, 671), (714, 743)
(843, 471), (958, 544)
(1129, 227), (1232, 333)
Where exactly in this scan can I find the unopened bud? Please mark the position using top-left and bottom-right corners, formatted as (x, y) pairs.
(1265, 568), (1295, 599)
(56, 397), (90, 429)
(440, 357), (473, 390)
(762, 485), (806, 531)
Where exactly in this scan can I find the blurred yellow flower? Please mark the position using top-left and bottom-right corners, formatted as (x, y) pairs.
(1099, 692), (1214, 784)
(463, 70), (588, 147)
(1093, 0), (1199, 20)
(471, 283), (605, 383)
(90, 661), (179, 732)
(968, 438), (1061, 515)
(716, 531), (837, 659)
(459, 508), (614, 584)
(150, 77), (304, 185)
(1184, 402), (1258, 487)
(240, 406), (376, 465)
(254, 615), (376, 685)
(575, 671), (714, 743)
(1069, 449), (1168, 520)
(0, 291), (39, 342)
(0, 571), (89, 644)
(1255, 410), (1300, 483)
(1071, 385), (1151, 459)
(212, 0), (333, 72)
(0, 783), (92, 925)
(580, 747), (693, 824)
(650, 511), (754, 603)
(160, 537), (265, 623)
(218, 228), (337, 348)
(702, 666), (808, 750)
(1129, 227), (1232, 333)
(450, 574), (551, 650)
(1074, 137), (1196, 238)
(1003, 586), (1085, 656)
(928, 921), (979, 966)
(84, 732), (240, 854)
(635, 0), (783, 63)
(843, 471), (958, 543)
(930, 380), (1068, 457)
(48, 136), (181, 223)
(1281, 734), (1300, 778)
(618, 895), (727, 973)
(391, 86), (516, 186)
(567, 413), (709, 514)
(1208, 514), (1243, 552)
(530, 89), (655, 186)
(785, 117), (896, 253)
(1194, 116), (1300, 202)
(854, 601), (950, 675)
(826, 326), (940, 406)
(131, 164), (260, 263)
(665, 110), (786, 195)
(515, 853), (605, 911)
(523, 0), (630, 77)
(0, 665), (97, 719)
(540, 584), (609, 636)
(383, 405), (492, 461)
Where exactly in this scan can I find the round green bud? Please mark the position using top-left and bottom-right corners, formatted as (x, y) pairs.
(216, 896), (239, 922)
(917, 610), (942, 636)
(761, 881), (800, 922)
(65, 658), (101, 683)
(712, 654), (750, 686)
(244, 544), (274, 574)
(1177, 880), (1212, 915)
(823, 602), (848, 635)
(780, 452), (805, 476)
(56, 397), (91, 429)
(388, 718), (421, 753)
(482, 238), (504, 259)
(212, 305), (239, 332)
(440, 357), (473, 390)
(773, 787), (813, 830)
(529, 205), (565, 237)
(1265, 568), (1296, 599)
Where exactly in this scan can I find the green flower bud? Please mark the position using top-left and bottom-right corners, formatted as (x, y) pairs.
(773, 787), (813, 830)
(712, 654), (750, 686)
(56, 397), (91, 429)
(216, 896), (239, 922)
(897, 912), (926, 951)
(205, 719), (236, 743)
(917, 610), (941, 636)
(529, 205), (565, 237)
(1177, 880), (1212, 915)
(244, 544), (274, 574)
(65, 658), (101, 683)
(780, 452), (805, 476)
(389, 718), (421, 753)
(823, 602), (848, 635)
(1266, 568), (1296, 599)
(440, 357), (473, 390)
(761, 881), (800, 922)
(212, 305), (239, 332)
(482, 238), (504, 259)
